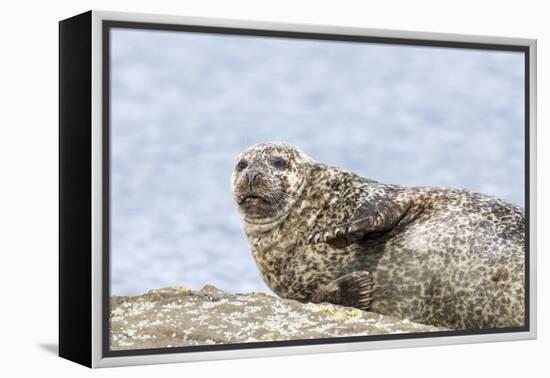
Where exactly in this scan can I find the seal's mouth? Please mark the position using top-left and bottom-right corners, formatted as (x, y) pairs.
(238, 193), (268, 205)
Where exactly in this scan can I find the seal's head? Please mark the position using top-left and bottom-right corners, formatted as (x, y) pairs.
(231, 142), (310, 226)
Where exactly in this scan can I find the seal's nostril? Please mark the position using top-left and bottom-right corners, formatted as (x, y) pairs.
(247, 172), (259, 183)
(247, 172), (260, 189)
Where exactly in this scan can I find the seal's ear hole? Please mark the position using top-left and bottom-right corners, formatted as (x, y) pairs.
(273, 157), (288, 169)
(491, 267), (510, 283)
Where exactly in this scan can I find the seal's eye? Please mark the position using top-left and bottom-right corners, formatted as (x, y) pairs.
(236, 160), (248, 171)
(272, 157), (287, 169)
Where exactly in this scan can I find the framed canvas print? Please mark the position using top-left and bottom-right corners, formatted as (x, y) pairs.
(59, 10), (537, 368)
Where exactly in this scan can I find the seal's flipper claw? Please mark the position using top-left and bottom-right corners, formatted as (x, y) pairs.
(313, 271), (375, 311)
(341, 271), (375, 311)
(307, 228), (331, 245)
(322, 223), (361, 249)
(308, 221), (373, 248)
(313, 232), (321, 244)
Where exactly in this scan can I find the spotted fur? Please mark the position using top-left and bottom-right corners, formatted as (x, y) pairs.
(231, 142), (525, 330)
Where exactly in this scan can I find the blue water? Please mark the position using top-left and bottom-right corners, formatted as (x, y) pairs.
(110, 29), (525, 296)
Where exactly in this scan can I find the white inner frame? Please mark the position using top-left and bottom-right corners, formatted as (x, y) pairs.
(90, 10), (537, 368)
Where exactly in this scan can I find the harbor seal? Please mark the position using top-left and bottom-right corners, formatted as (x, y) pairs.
(231, 142), (525, 330)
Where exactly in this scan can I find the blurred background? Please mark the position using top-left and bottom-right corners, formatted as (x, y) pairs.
(110, 28), (525, 296)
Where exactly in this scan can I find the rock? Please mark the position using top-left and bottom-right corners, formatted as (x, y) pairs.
(110, 285), (445, 350)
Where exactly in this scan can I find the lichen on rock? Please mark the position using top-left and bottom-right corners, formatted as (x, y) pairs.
(110, 285), (445, 350)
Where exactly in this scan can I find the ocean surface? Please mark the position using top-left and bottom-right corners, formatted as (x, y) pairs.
(110, 28), (525, 296)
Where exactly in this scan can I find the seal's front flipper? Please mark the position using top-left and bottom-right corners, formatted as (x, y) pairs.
(307, 223), (372, 248)
(307, 193), (412, 249)
(312, 271), (375, 311)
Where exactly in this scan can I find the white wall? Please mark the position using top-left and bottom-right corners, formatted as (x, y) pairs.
(0, 0), (546, 376)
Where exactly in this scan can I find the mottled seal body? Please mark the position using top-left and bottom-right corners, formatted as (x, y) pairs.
(231, 143), (525, 330)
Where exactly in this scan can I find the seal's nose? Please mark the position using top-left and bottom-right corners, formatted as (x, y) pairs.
(247, 171), (260, 190)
